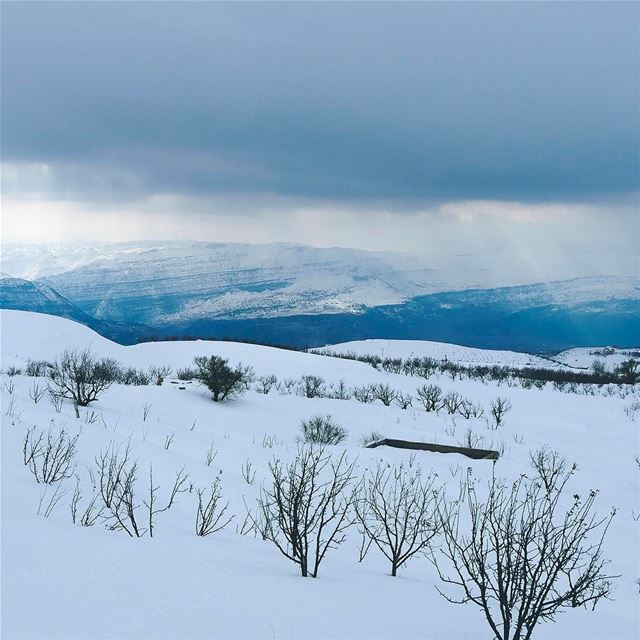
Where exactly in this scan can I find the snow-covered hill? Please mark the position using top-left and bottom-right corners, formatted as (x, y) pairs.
(2, 310), (638, 639)
(317, 339), (564, 369)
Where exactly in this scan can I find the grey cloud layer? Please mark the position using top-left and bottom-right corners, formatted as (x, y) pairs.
(2, 1), (638, 203)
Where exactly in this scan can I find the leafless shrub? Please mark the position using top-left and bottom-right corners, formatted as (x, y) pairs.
(624, 400), (640, 422)
(512, 432), (524, 445)
(355, 462), (440, 576)
(276, 378), (296, 395)
(49, 348), (118, 407)
(70, 474), (104, 526)
(252, 446), (356, 577)
(144, 465), (190, 537)
(24, 359), (51, 378)
(148, 365), (171, 385)
(49, 391), (64, 413)
(490, 396), (512, 428)
(163, 432), (175, 450)
(28, 381), (46, 404)
(432, 466), (617, 640)
(416, 384), (443, 412)
(5, 365), (21, 377)
(372, 383), (397, 406)
(360, 430), (384, 446)
(458, 399), (484, 419)
(95, 443), (188, 537)
(143, 403), (152, 422)
(300, 415), (348, 445)
(529, 446), (567, 493)
(458, 427), (484, 450)
(262, 433), (282, 448)
(395, 392), (413, 409)
(443, 419), (457, 438)
(195, 473), (234, 536)
(205, 441), (218, 466)
(330, 378), (351, 400)
(5, 396), (18, 417)
(3, 378), (15, 395)
(23, 426), (79, 484)
(299, 375), (326, 398)
(37, 482), (71, 518)
(256, 374), (278, 394)
(241, 459), (256, 485)
(442, 391), (464, 415)
(95, 444), (142, 536)
(84, 409), (99, 425)
(176, 367), (196, 381)
(352, 384), (374, 404)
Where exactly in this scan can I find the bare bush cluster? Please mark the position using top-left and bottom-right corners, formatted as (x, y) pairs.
(300, 415), (348, 445)
(23, 426), (79, 484)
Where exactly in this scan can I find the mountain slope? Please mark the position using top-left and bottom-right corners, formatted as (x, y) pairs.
(0, 274), (149, 344)
(37, 242), (439, 324)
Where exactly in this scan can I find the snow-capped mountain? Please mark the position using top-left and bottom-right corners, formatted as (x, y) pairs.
(1, 242), (638, 351)
(31, 242), (441, 324)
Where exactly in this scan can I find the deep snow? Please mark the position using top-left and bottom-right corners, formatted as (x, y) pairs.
(1, 310), (639, 639)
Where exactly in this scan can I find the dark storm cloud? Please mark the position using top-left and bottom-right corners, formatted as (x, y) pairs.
(2, 1), (638, 203)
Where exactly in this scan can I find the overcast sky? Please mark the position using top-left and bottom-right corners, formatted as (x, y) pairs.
(1, 1), (638, 271)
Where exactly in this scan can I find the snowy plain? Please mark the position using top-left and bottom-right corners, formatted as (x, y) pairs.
(1, 310), (639, 639)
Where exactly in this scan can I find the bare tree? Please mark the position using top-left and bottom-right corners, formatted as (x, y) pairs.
(253, 446), (356, 577)
(195, 472), (234, 536)
(23, 426), (79, 484)
(355, 462), (440, 576)
(193, 355), (254, 402)
(490, 396), (512, 428)
(432, 461), (617, 640)
(48, 348), (118, 407)
(416, 384), (444, 412)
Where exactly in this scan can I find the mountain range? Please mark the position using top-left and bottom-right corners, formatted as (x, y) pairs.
(1, 242), (638, 351)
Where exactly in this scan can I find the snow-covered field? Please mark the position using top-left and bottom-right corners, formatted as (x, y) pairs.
(1, 310), (639, 639)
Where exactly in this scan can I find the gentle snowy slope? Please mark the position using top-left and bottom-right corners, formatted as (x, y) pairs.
(317, 339), (564, 369)
(1, 311), (639, 640)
